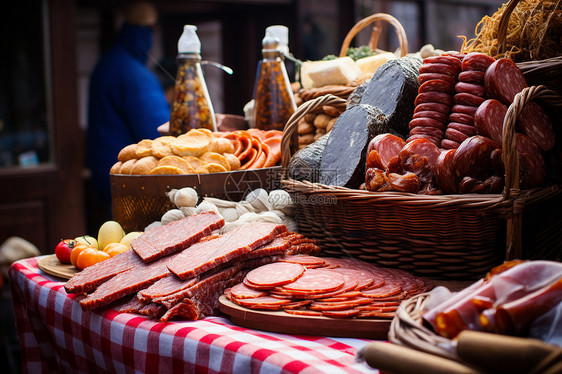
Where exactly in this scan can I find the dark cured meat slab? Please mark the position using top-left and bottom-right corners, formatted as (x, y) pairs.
(131, 212), (225, 263)
(64, 249), (143, 294)
(79, 250), (185, 310)
(167, 222), (287, 280)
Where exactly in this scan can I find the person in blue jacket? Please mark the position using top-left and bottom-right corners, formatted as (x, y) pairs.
(86, 1), (170, 214)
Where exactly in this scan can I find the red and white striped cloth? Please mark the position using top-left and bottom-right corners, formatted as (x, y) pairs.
(9, 256), (379, 374)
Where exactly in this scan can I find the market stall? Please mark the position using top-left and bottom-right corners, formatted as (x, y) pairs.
(9, 257), (377, 373)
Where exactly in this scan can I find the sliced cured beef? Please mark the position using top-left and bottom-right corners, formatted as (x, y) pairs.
(517, 102), (556, 151)
(359, 57), (422, 136)
(131, 212), (225, 263)
(319, 105), (386, 188)
(461, 52), (495, 72)
(167, 222), (287, 280)
(474, 99), (507, 145)
(245, 262), (306, 288)
(137, 275), (199, 304)
(64, 249), (143, 294)
(79, 250), (185, 310)
(484, 58), (528, 105)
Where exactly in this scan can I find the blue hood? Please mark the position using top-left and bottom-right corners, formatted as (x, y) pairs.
(115, 23), (153, 64)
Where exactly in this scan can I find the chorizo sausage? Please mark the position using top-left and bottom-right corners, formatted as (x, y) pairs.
(419, 63), (461, 78)
(436, 149), (458, 194)
(461, 52), (496, 72)
(517, 101), (555, 151)
(484, 58), (528, 105)
(452, 136), (501, 182)
(474, 99), (507, 145)
(418, 73), (457, 87)
(458, 70), (485, 84)
(414, 102), (451, 115)
(415, 91), (454, 107)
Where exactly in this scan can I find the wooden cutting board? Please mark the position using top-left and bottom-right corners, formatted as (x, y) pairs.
(36, 254), (78, 280)
(218, 295), (390, 339)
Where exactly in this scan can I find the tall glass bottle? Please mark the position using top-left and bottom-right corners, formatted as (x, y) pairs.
(169, 25), (217, 136)
(252, 31), (296, 131)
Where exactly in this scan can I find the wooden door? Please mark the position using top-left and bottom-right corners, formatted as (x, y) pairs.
(0, 0), (85, 254)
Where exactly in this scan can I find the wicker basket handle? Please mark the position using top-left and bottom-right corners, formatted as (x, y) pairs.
(502, 85), (562, 198)
(496, 0), (521, 56)
(339, 13), (408, 58)
(281, 94), (347, 172)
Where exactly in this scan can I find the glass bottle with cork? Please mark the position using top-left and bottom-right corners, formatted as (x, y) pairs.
(252, 29), (296, 131)
(169, 25), (216, 136)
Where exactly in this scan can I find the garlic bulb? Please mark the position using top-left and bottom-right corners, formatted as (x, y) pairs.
(173, 187), (198, 208)
(145, 221), (162, 231)
(221, 207), (240, 222)
(196, 200), (220, 215)
(235, 201), (255, 216)
(244, 188), (271, 212)
(180, 206), (197, 217)
(161, 209), (185, 225)
(167, 189), (178, 204)
(203, 197), (237, 209)
(255, 211), (284, 224)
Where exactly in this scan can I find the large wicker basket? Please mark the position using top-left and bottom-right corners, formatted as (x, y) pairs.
(281, 87), (562, 281)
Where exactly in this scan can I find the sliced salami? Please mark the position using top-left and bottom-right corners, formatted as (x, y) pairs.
(419, 79), (455, 94)
(415, 91), (454, 107)
(474, 99), (507, 145)
(445, 127), (470, 143)
(310, 297), (373, 311)
(412, 110), (449, 123)
(454, 92), (486, 107)
(410, 125), (445, 139)
(245, 262), (305, 288)
(408, 117), (447, 131)
(362, 283), (402, 298)
(282, 268), (345, 293)
(452, 104), (478, 116)
(455, 82), (485, 97)
(230, 282), (268, 299)
(284, 309), (323, 317)
(458, 70), (485, 84)
(419, 63), (461, 78)
(367, 134), (406, 169)
(401, 138), (441, 166)
(452, 136), (501, 182)
(517, 101), (556, 151)
(449, 112), (475, 126)
(484, 58), (528, 105)
(406, 134), (441, 148)
(441, 138), (461, 150)
(516, 133), (546, 189)
(448, 122), (476, 137)
(461, 52), (496, 72)
(279, 255), (325, 267)
(322, 309), (362, 318)
(234, 296), (292, 310)
(414, 102), (452, 115)
(418, 73), (457, 87)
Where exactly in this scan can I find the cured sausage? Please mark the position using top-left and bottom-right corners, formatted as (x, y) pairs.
(367, 133), (406, 169)
(445, 128), (469, 144)
(474, 99), (507, 145)
(407, 134), (441, 147)
(419, 63), (461, 78)
(448, 122), (476, 137)
(454, 92), (486, 107)
(441, 138), (461, 150)
(408, 117), (447, 131)
(461, 52), (496, 72)
(516, 133), (546, 189)
(452, 104), (478, 116)
(412, 110), (449, 123)
(422, 55), (463, 67)
(449, 113), (475, 126)
(452, 136), (501, 182)
(415, 91), (454, 107)
(387, 172), (421, 193)
(282, 268), (345, 293)
(419, 79), (455, 94)
(436, 149), (458, 194)
(455, 82), (485, 97)
(517, 101), (556, 151)
(414, 102), (451, 115)
(245, 262), (305, 288)
(400, 138), (441, 166)
(458, 70), (485, 84)
(418, 73), (457, 87)
(484, 58), (528, 105)
(230, 283), (268, 299)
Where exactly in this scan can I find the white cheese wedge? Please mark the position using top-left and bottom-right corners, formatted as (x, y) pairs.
(305, 57), (361, 88)
(355, 52), (396, 76)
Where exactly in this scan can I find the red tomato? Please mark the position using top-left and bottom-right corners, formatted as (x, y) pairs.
(55, 239), (77, 264)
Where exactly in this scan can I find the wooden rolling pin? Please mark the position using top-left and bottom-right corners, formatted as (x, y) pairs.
(357, 341), (480, 374)
(456, 330), (562, 374)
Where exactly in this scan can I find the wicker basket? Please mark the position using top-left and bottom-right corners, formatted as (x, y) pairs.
(281, 87), (562, 281)
(111, 167), (282, 233)
(293, 13), (409, 150)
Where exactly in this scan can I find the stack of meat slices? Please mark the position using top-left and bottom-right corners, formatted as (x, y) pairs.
(224, 255), (434, 319)
(64, 212), (321, 322)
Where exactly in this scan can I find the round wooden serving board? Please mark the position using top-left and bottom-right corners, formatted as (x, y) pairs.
(218, 295), (390, 339)
(36, 255), (79, 280)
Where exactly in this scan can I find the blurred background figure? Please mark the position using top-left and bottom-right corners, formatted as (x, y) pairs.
(86, 0), (170, 227)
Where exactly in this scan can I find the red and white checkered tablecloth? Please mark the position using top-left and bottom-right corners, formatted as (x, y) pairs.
(9, 256), (380, 374)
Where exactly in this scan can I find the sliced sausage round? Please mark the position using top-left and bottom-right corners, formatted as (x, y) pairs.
(455, 82), (486, 97)
(484, 58), (528, 105)
(474, 99), (507, 145)
(415, 91), (454, 107)
(418, 73), (457, 87)
(462, 52), (496, 72)
(414, 102), (452, 115)
(458, 70), (485, 84)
